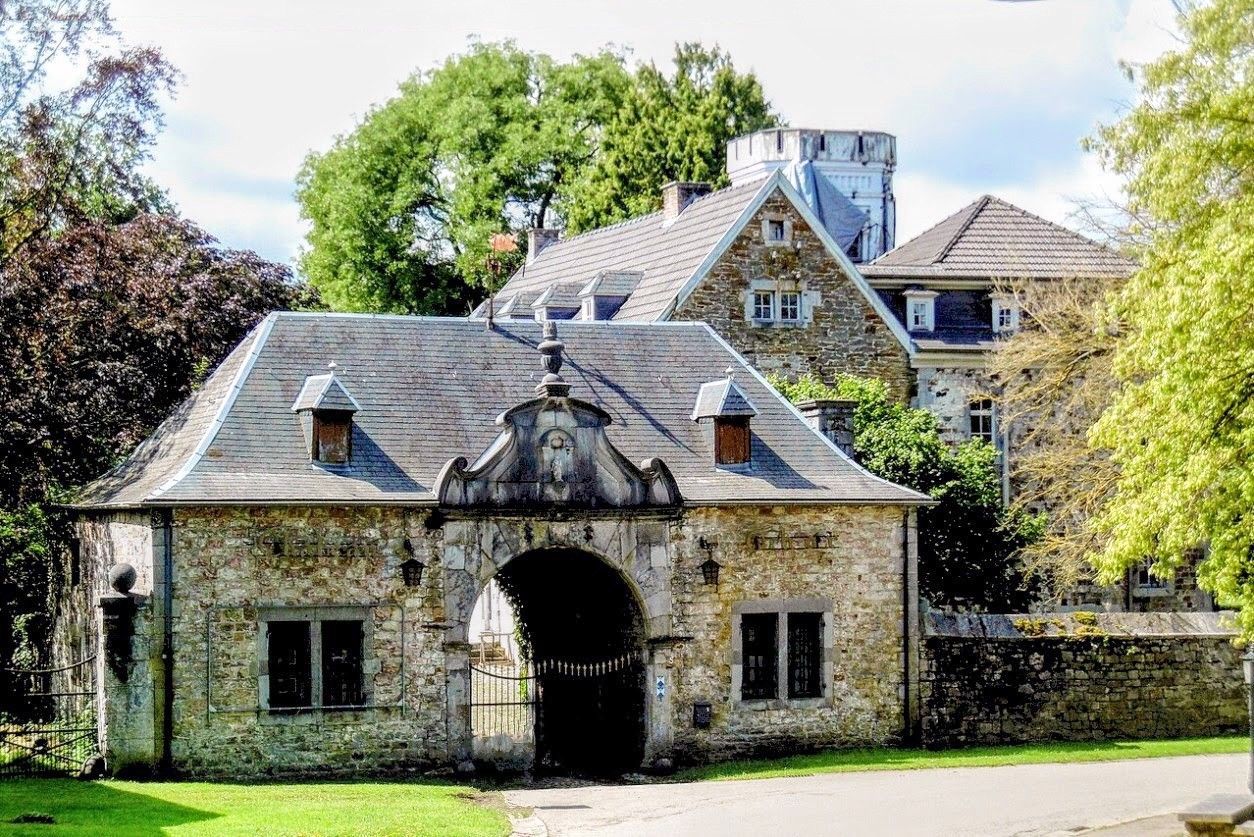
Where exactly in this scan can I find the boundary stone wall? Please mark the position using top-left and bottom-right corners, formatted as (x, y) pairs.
(920, 611), (1246, 747)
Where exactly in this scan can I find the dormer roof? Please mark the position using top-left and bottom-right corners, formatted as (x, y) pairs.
(291, 372), (361, 414)
(691, 377), (757, 421)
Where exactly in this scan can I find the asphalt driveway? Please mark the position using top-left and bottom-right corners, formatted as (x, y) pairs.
(506, 753), (1246, 836)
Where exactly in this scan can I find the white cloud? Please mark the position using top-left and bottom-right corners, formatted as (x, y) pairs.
(108, 0), (1181, 265)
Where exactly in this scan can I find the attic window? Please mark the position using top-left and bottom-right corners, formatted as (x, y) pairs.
(992, 296), (1021, 334)
(692, 374), (757, 468)
(767, 219), (786, 242)
(313, 411), (353, 464)
(292, 366), (361, 467)
(903, 289), (938, 332)
(714, 416), (751, 465)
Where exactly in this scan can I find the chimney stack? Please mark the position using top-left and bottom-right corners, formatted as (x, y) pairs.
(797, 399), (856, 458)
(527, 228), (560, 262)
(662, 182), (712, 221)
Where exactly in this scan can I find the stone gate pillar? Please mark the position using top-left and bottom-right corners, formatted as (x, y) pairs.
(444, 640), (473, 770)
(96, 563), (158, 775)
(644, 641), (677, 770)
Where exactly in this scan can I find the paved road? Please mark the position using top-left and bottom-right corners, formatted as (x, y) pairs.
(506, 753), (1246, 836)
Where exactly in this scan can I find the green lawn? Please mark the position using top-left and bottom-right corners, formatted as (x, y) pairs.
(0, 778), (511, 837)
(676, 735), (1250, 782)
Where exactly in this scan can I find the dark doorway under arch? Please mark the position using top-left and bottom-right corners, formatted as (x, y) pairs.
(491, 548), (646, 773)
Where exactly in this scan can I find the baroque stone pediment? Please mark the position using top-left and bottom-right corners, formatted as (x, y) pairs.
(434, 395), (681, 509)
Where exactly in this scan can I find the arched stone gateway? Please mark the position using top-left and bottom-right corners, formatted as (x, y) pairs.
(438, 322), (681, 771)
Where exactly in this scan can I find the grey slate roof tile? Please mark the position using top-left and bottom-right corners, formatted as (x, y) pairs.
(863, 195), (1136, 280)
(490, 180), (768, 322)
(74, 313), (929, 508)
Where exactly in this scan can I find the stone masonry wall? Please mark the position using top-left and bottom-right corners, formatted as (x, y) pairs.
(670, 505), (912, 763)
(168, 506), (447, 777)
(920, 612), (1245, 747)
(674, 190), (912, 401)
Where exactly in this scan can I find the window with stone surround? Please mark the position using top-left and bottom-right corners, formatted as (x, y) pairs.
(767, 219), (786, 242)
(778, 291), (801, 322)
(735, 599), (832, 705)
(740, 613), (778, 700)
(260, 609), (369, 711)
(787, 613), (822, 698)
(752, 290), (774, 321)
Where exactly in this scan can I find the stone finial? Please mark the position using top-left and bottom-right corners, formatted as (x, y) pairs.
(535, 320), (571, 397)
(108, 562), (137, 595)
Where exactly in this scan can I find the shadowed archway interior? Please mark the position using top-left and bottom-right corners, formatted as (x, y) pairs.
(492, 548), (646, 773)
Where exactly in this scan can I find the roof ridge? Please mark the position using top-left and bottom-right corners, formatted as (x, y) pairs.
(870, 195), (988, 266)
(935, 194), (992, 263)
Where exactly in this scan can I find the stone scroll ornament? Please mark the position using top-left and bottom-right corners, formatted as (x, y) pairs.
(434, 321), (681, 509)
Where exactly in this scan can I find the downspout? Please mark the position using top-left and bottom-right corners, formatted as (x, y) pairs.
(159, 508), (174, 774)
(901, 508), (913, 745)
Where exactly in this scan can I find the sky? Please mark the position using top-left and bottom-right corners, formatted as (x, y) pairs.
(108, 0), (1182, 269)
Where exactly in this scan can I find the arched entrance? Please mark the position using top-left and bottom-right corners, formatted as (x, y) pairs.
(471, 547), (647, 773)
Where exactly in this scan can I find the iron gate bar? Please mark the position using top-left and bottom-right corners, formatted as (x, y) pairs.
(1, 655), (98, 779)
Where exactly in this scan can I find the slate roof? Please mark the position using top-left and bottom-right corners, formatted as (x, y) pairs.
(862, 195), (1136, 280)
(488, 179), (768, 322)
(74, 313), (929, 508)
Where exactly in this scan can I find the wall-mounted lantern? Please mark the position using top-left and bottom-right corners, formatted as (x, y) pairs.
(700, 557), (721, 586)
(698, 536), (721, 586)
(400, 558), (426, 588)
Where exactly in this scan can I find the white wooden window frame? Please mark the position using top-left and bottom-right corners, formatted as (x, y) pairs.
(751, 289), (775, 321)
(968, 399), (996, 443)
(778, 291), (801, 322)
(991, 296), (1021, 334)
(904, 289), (937, 332)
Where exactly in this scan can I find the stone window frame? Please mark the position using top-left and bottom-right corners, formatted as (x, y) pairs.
(731, 597), (834, 710)
(745, 278), (815, 327)
(760, 215), (793, 247)
(257, 605), (376, 715)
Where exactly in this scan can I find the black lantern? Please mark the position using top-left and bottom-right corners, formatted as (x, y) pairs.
(401, 558), (425, 587)
(700, 556), (721, 586)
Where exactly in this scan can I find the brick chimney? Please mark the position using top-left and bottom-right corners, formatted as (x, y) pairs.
(797, 399), (856, 457)
(662, 182), (712, 221)
(527, 228), (560, 262)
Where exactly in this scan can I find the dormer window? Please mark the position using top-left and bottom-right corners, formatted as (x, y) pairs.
(992, 295), (1021, 334)
(903, 289), (937, 332)
(692, 372), (757, 467)
(313, 411), (353, 464)
(292, 365), (361, 467)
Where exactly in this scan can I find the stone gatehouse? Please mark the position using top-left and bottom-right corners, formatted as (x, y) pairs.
(63, 313), (928, 777)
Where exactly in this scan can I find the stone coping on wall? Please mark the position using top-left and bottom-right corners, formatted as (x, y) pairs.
(924, 609), (1239, 639)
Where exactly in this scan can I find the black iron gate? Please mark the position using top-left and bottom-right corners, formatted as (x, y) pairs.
(0, 656), (98, 778)
(469, 652), (644, 771)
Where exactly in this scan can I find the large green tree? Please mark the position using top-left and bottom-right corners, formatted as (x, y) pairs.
(1087, 0), (1254, 633)
(560, 42), (779, 232)
(771, 374), (1042, 611)
(296, 42), (778, 314)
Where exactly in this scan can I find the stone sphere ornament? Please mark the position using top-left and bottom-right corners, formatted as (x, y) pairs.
(108, 562), (137, 594)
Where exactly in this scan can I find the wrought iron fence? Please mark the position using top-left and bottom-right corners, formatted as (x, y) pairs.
(0, 656), (98, 778)
(470, 661), (537, 742)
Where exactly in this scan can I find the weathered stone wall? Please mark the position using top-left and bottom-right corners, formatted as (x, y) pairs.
(915, 365), (994, 446)
(920, 611), (1245, 748)
(674, 190), (912, 401)
(168, 506), (447, 777)
(670, 505), (913, 763)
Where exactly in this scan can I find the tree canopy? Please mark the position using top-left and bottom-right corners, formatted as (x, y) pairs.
(296, 41), (779, 315)
(0, 0), (313, 673)
(771, 374), (1042, 611)
(1086, 0), (1254, 634)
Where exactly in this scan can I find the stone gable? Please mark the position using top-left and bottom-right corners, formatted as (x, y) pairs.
(674, 190), (911, 400)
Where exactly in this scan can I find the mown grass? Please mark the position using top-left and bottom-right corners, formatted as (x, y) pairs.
(676, 735), (1249, 782)
(0, 778), (511, 836)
